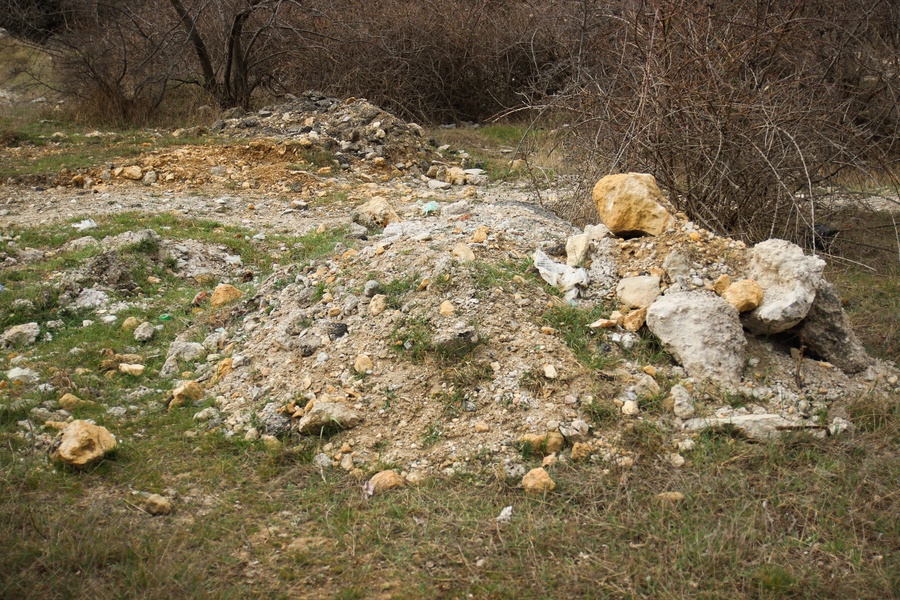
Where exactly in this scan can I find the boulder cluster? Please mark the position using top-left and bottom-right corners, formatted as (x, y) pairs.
(587, 172), (871, 381)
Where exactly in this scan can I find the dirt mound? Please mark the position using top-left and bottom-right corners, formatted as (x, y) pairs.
(214, 91), (435, 167)
(200, 193), (897, 481)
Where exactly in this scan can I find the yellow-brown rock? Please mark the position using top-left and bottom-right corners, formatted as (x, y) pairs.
(622, 307), (648, 332)
(369, 469), (405, 495)
(354, 354), (374, 373)
(722, 279), (764, 313)
(518, 431), (565, 456)
(120, 165), (143, 180)
(51, 420), (117, 467)
(145, 494), (173, 515)
(58, 393), (92, 411)
(118, 363), (145, 376)
(714, 274), (732, 295)
(570, 442), (592, 462)
(451, 243), (475, 262)
(522, 467), (556, 495)
(211, 357), (233, 384)
(471, 225), (490, 243)
(656, 491), (686, 504)
(210, 284), (243, 307)
(368, 294), (388, 316)
(592, 173), (673, 237)
(168, 380), (205, 409)
(352, 197), (400, 229)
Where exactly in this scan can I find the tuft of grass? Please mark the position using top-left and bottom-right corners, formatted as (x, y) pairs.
(421, 422), (443, 447)
(471, 258), (543, 293)
(848, 393), (899, 439)
(436, 360), (493, 415)
(541, 303), (619, 371)
(390, 316), (432, 362)
(380, 273), (420, 310)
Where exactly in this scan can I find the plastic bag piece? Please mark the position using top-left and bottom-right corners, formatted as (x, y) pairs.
(533, 249), (589, 300)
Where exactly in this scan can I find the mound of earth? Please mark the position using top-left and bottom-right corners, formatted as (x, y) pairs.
(213, 91), (435, 167)
(191, 188), (898, 482)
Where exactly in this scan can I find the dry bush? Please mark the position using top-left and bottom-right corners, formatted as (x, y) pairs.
(30, 0), (187, 125)
(275, 0), (564, 123)
(6, 0), (900, 242)
(543, 0), (900, 243)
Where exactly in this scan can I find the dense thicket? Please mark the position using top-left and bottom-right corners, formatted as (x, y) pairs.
(3, 0), (898, 241)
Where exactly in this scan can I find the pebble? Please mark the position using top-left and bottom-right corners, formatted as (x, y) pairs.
(656, 491), (686, 504)
(368, 294), (387, 316)
(439, 300), (455, 316)
(118, 363), (145, 376)
(521, 467), (556, 495)
(7, 367), (39, 384)
(132, 321), (156, 342)
(340, 454), (354, 471)
(677, 438), (695, 452)
(543, 364), (558, 379)
(369, 470), (405, 495)
(354, 354), (374, 373)
(570, 442), (592, 462)
(144, 494), (173, 516)
(667, 453), (686, 468)
(451, 243), (475, 262)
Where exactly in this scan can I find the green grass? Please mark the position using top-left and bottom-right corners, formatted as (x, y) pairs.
(1, 102), (898, 598)
(828, 266), (900, 363)
(428, 122), (567, 182)
(2, 413), (897, 598)
(0, 213), (353, 430)
(379, 272), (420, 310)
(541, 303), (619, 372)
(0, 116), (222, 181)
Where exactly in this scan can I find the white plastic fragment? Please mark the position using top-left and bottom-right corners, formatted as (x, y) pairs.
(533, 249), (589, 300)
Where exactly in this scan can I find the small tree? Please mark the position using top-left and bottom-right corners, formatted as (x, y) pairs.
(168, 0), (313, 109)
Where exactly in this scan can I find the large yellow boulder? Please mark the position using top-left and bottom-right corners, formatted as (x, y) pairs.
(592, 173), (673, 237)
(51, 420), (117, 467)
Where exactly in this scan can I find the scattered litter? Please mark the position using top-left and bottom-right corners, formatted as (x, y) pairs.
(71, 218), (98, 231)
(496, 506), (513, 522)
(533, 249), (589, 300)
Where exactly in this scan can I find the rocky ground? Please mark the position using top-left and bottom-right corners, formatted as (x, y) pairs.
(2, 94), (898, 491)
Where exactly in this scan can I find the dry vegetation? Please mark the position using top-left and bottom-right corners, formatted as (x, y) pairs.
(0, 2), (899, 598)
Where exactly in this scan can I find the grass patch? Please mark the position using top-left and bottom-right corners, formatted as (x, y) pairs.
(541, 303), (619, 371)
(379, 273), (420, 310)
(821, 207), (900, 363)
(3, 420), (897, 598)
(0, 106), (223, 182)
(390, 316), (432, 362)
(429, 122), (567, 182)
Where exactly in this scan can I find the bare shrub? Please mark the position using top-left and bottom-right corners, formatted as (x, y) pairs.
(275, 0), (563, 123)
(544, 0), (900, 244)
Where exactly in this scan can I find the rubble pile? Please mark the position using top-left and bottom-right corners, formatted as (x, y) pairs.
(184, 173), (895, 483)
(214, 91), (435, 168)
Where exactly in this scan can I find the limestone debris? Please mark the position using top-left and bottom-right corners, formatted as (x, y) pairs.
(50, 420), (117, 467)
(592, 173), (674, 237)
